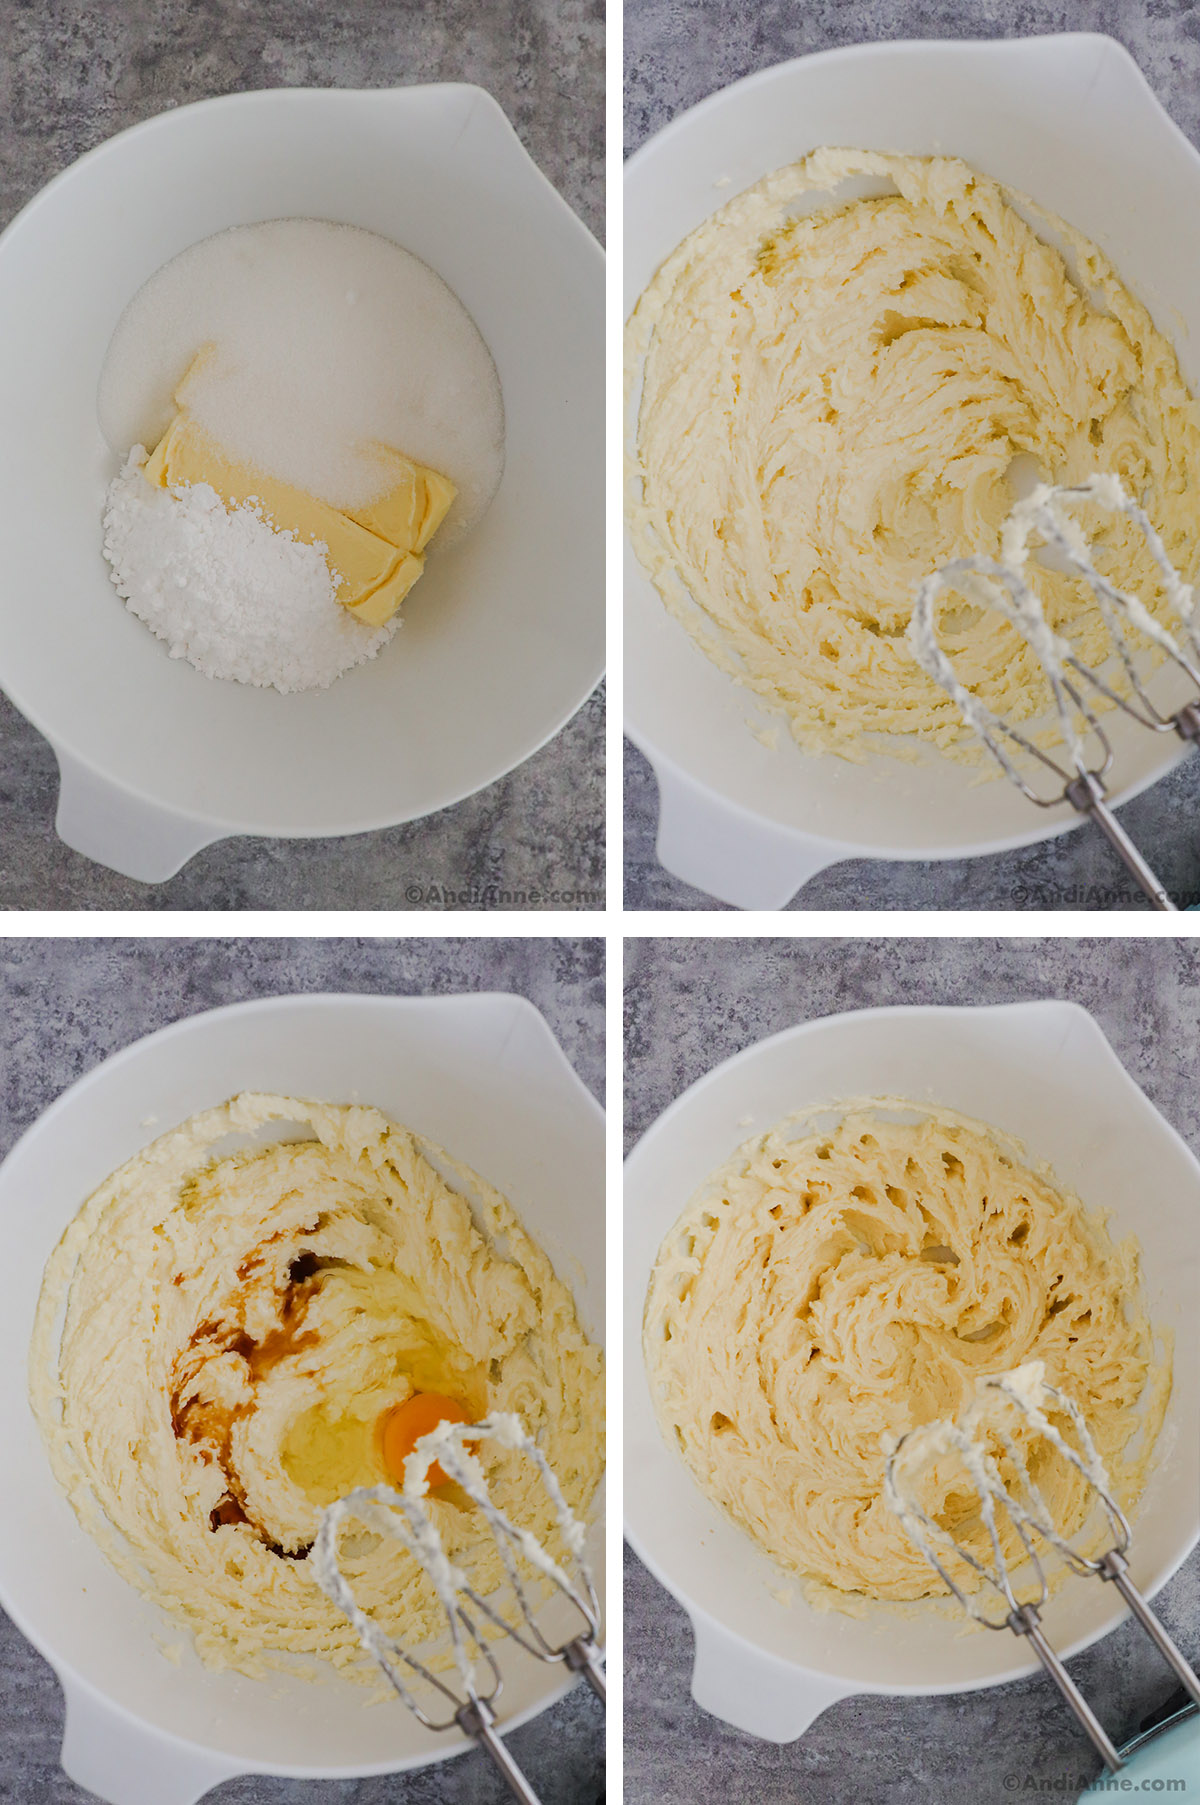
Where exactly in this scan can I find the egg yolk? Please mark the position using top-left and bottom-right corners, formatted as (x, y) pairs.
(379, 1392), (474, 1489)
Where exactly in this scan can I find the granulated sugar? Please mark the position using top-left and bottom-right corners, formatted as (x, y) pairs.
(103, 449), (396, 693)
(98, 219), (505, 544)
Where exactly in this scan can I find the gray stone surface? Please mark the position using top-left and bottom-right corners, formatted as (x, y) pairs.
(624, 936), (1200, 1804)
(623, 0), (1200, 911)
(0, 935), (604, 1803)
(0, 0), (604, 912)
(625, 737), (1200, 911)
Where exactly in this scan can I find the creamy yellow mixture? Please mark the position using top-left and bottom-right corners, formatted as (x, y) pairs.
(643, 1104), (1168, 1604)
(626, 149), (1200, 759)
(30, 1094), (604, 1680)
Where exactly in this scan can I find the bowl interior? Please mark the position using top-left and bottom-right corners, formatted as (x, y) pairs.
(0, 993), (605, 1772)
(625, 35), (1200, 857)
(0, 86), (603, 835)
(625, 1002), (1200, 1692)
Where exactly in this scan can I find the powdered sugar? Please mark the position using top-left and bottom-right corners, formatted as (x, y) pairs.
(102, 449), (396, 692)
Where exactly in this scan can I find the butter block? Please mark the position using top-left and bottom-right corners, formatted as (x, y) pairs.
(143, 376), (458, 626)
(344, 553), (426, 627)
(344, 442), (457, 554)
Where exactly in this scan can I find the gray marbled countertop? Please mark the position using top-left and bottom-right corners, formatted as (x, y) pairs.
(0, 935), (604, 1804)
(0, 0), (603, 912)
(624, 935), (1200, 1804)
(623, 0), (1200, 911)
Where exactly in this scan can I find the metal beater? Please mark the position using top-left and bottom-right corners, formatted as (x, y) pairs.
(885, 1362), (1200, 1771)
(313, 1412), (604, 1804)
(909, 474), (1200, 910)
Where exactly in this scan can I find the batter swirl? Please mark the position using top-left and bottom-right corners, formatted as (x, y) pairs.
(644, 1103), (1167, 1603)
(31, 1093), (604, 1679)
(626, 150), (1200, 759)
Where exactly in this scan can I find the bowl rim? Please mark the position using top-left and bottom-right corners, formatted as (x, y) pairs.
(622, 31), (1200, 863)
(0, 83), (605, 843)
(0, 989), (605, 1779)
(623, 999), (1200, 1697)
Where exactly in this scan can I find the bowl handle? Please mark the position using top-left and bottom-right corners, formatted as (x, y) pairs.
(653, 762), (842, 909)
(60, 1677), (244, 1805)
(689, 1612), (854, 1742)
(52, 745), (223, 882)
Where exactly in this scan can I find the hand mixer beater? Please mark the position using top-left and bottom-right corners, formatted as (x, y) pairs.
(885, 1360), (1200, 1773)
(314, 1411), (604, 1803)
(909, 474), (1200, 910)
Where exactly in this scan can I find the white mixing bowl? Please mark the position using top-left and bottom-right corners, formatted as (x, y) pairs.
(0, 992), (605, 1804)
(625, 35), (1200, 908)
(625, 1001), (1200, 1740)
(0, 85), (603, 881)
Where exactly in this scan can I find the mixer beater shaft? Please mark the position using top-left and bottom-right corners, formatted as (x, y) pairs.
(314, 1412), (604, 1803)
(886, 1363), (1200, 1772)
(909, 475), (1200, 911)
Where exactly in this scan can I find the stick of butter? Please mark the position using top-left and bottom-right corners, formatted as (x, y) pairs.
(142, 390), (456, 628)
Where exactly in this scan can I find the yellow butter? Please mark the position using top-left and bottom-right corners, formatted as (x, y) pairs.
(343, 442), (457, 554)
(143, 380), (457, 626)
